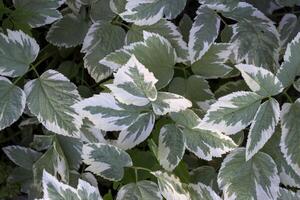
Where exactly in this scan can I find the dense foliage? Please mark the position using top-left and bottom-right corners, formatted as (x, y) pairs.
(0, 0), (300, 199)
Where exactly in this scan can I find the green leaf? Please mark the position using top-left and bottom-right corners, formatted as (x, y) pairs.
(246, 98), (280, 160)
(179, 14), (192, 43)
(157, 124), (185, 171)
(101, 32), (176, 89)
(168, 75), (215, 110)
(81, 22), (125, 82)
(12, 0), (64, 28)
(3, 146), (42, 170)
(277, 33), (300, 87)
(188, 183), (221, 200)
(46, 13), (89, 48)
(214, 80), (249, 98)
(293, 78), (300, 92)
(278, 188), (300, 200)
(152, 92), (192, 115)
(262, 130), (300, 188)
(90, 0), (116, 22)
(201, 91), (262, 135)
(189, 6), (220, 63)
(42, 170), (102, 200)
(110, 0), (127, 14)
(24, 70), (81, 137)
(0, 30), (39, 77)
(190, 166), (219, 193)
(120, 0), (187, 25)
(116, 181), (162, 200)
(0, 77), (26, 130)
(218, 148), (280, 200)
(106, 55), (158, 106)
(152, 171), (190, 200)
(280, 99), (300, 176)
(191, 43), (233, 79)
(278, 14), (298, 47)
(170, 109), (200, 129)
(82, 143), (133, 181)
(126, 19), (189, 63)
(236, 64), (283, 97)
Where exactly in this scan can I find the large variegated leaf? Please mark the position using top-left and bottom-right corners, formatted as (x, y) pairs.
(201, 92), (262, 135)
(236, 64), (283, 97)
(0, 77), (26, 130)
(152, 171), (190, 200)
(183, 127), (237, 161)
(81, 22), (125, 82)
(198, 0), (239, 11)
(24, 70), (81, 137)
(116, 111), (155, 150)
(116, 181), (162, 200)
(246, 98), (280, 160)
(218, 148), (280, 200)
(152, 92), (192, 115)
(0, 30), (39, 77)
(262, 130), (300, 188)
(220, 2), (280, 71)
(73, 93), (144, 132)
(188, 183), (221, 200)
(106, 55), (158, 106)
(3, 145), (42, 170)
(278, 14), (298, 47)
(46, 13), (89, 48)
(278, 188), (300, 200)
(82, 143), (132, 181)
(157, 124), (185, 171)
(277, 32), (300, 88)
(191, 43), (233, 79)
(280, 99), (300, 176)
(41, 170), (102, 200)
(189, 6), (220, 63)
(126, 19), (189, 62)
(100, 32), (176, 89)
(12, 0), (64, 28)
(120, 0), (187, 26)
(168, 75), (215, 110)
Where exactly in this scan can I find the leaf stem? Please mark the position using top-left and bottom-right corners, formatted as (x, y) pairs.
(283, 91), (293, 103)
(129, 166), (152, 172)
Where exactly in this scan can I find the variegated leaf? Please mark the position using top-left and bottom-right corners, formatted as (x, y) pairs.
(82, 22), (125, 82)
(218, 148), (280, 200)
(262, 130), (300, 188)
(116, 111), (155, 150)
(106, 55), (158, 106)
(24, 70), (81, 137)
(12, 0), (64, 28)
(110, 0), (127, 14)
(170, 109), (200, 129)
(46, 13), (89, 48)
(0, 77), (26, 130)
(294, 78), (300, 92)
(189, 166), (219, 193)
(246, 98), (280, 160)
(236, 64), (283, 97)
(157, 124), (185, 171)
(152, 171), (190, 200)
(126, 19), (189, 62)
(0, 30), (39, 77)
(3, 145), (42, 170)
(116, 181), (162, 200)
(278, 188), (300, 200)
(100, 31), (176, 89)
(82, 143), (132, 181)
(277, 32), (300, 88)
(280, 98), (300, 176)
(120, 0), (187, 26)
(201, 91), (262, 135)
(189, 6), (220, 63)
(41, 170), (102, 200)
(72, 93), (144, 132)
(188, 183), (221, 200)
(278, 14), (298, 47)
(191, 43), (233, 79)
(152, 92), (192, 115)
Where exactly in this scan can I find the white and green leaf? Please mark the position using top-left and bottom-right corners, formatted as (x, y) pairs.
(201, 91), (262, 135)
(0, 30), (39, 77)
(218, 148), (280, 200)
(157, 124), (185, 171)
(246, 98), (280, 160)
(188, 183), (221, 200)
(278, 188), (300, 200)
(82, 143), (132, 181)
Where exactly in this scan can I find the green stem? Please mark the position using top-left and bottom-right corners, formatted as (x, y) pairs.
(112, 21), (131, 30)
(129, 166), (152, 172)
(284, 91), (293, 103)
(134, 169), (138, 182)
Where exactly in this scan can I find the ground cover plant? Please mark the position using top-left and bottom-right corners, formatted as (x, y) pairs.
(0, 0), (300, 199)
